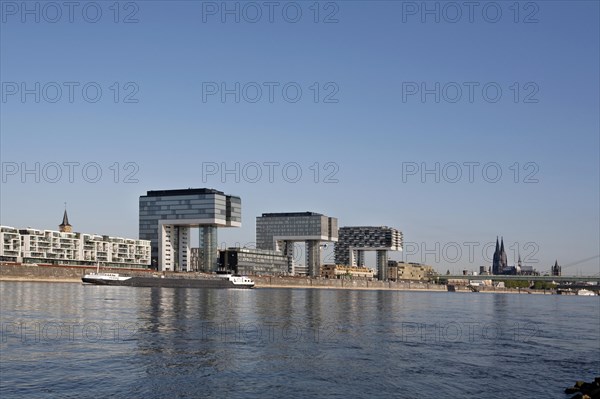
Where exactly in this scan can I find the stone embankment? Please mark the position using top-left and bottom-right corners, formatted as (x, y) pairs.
(0, 263), (561, 294)
(0, 263), (155, 282)
(253, 276), (446, 291)
(0, 263), (83, 282)
(0, 264), (447, 291)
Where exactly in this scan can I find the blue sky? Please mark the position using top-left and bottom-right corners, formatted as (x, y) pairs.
(1, 0), (598, 275)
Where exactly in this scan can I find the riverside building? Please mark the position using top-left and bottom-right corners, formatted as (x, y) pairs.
(321, 264), (374, 279)
(218, 247), (292, 276)
(334, 226), (403, 281)
(387, 261), (435, 281)
(139, 188), (241, 272)
(256, 212), (338, 277)
(0, 211), (150, 268)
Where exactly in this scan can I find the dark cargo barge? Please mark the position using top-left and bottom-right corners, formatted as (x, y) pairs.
(82, 272), (254, 288)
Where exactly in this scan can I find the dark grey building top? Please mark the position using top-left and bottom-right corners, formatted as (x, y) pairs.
(260, 212), (323, 217)
(340, 226), (394, 230)
(143, 188), (228, 197)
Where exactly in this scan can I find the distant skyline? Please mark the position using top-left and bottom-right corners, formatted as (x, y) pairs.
(1, 1), (598, 275)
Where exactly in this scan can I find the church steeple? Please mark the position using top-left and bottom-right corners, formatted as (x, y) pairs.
(500, 237), (508, 271)
(492, 236), (501, 275)
(59, 207), (72, 233)
(552, 260), (561, 276)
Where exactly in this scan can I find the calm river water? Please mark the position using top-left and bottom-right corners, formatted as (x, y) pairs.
(0, 282), (598, 398)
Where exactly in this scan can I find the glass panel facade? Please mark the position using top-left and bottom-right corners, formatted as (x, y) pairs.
(334, 226), (403, 270)
(139, 188), (241, 271)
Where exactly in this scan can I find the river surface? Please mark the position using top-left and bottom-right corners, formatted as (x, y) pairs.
(0, 282), (598, 398)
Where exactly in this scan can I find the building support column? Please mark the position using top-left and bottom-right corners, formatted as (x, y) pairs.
(376, 250), (388, 281)
(357, 250), (365, 267)
(173, 226), (180, 271)
(306, 240), (321, 277)
(178, 227), (190, 272)
(159, 224), (173, 271)
(201, 226), (217, 272)
(282, 241), (295, 275)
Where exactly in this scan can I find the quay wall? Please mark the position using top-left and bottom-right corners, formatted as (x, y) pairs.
(1, 263), (84, 281)
(0, 264), (556, 294)
(0, 264), (447, 291)
(0, 263), (157, 282)
(252, 276), (447, 291)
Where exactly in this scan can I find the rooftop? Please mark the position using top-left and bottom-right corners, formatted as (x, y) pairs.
(260, 212), (323, 217)
(339, 226), (397, 230)
(143, 188), (228, 197)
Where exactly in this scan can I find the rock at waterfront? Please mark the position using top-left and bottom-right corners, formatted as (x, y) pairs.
(565, 378), (600, 399)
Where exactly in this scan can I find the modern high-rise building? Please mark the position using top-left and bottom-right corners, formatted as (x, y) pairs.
(256, 212), (338, 277)
(334, 226), (403, 281)
(139, 188), (241, 272)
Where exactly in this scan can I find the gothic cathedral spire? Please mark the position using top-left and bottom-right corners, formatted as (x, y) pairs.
(492, 236), (501, 274)
(500, 237), (508, 271)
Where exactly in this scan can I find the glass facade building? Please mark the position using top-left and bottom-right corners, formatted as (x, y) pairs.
(139, 188), (241, 271)
(334, 226), (403, 281)
(219, 247), (292, 276)
(256, 212), (338, 277)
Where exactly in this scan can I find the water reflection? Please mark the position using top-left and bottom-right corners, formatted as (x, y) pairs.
(1, 282), (598, 399)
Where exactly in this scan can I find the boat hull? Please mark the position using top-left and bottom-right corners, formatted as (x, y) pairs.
(82, 276), (254, 289)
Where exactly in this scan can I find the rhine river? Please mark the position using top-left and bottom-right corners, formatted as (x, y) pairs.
(0, 282), (598, 398)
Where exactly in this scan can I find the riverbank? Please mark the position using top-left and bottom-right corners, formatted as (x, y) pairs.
(1, 263), (84, 282)
(0, 276), (81, 283)
(0, 264), (563, 294)
(252, 275), (450, 292)
(254, 279), (554, 294)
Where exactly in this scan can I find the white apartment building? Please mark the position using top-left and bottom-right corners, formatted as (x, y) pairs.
(0, 226), (21, 260)
(0, 225), (151, 269)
